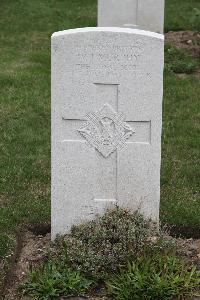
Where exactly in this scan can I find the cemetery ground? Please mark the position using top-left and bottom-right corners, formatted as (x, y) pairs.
(0, 0), (200, 298)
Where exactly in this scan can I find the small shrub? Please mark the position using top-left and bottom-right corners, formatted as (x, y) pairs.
(165, 44), (199, 74)
(21, 258), (92, 300)
(54, 207), (155, 279)
(107, 255), (200, 300)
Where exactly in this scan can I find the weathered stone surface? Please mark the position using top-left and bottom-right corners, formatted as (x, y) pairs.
(51, 27), (164, 238)
(98, 0), (165, 33)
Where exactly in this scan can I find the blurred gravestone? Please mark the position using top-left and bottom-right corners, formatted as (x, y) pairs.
(98, 0), (165, 33)
(51, 28), (164, 238)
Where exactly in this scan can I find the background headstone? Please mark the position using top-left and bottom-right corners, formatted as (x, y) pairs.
(98, 0), (165, 33)
(51, 28), (164, 239)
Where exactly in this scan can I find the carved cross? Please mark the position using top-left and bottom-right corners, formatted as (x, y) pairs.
(63, 83), (151, 203)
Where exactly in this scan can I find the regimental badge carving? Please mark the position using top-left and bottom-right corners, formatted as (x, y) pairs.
(78, 104), (134, 158)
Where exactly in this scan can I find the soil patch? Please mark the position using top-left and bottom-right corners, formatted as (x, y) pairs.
(2, 227), (200, 300)
(2, 229), (51, 300)
(165, 31), (200, 58)
(169, 225), (200, 240)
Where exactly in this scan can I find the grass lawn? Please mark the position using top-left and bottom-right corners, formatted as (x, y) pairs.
(165, 0), (200, 31)
(0, 0), (199, 262)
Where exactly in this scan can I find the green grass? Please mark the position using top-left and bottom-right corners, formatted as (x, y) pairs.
(0, 0), (96, 259)
(165, 44), (200, 74)
(161, 73), (200, 226)
(0, 0), (200, 266)
(165, 0), (200, 31)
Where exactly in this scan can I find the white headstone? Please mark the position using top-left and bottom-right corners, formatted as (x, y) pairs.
(51, 27), (164, 238)
(98, 0), (165, 33)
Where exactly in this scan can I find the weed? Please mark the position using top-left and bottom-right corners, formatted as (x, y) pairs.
(107, 255), (200, 300)
(165, 44), (199, 74)
(21, 258), (92, 300)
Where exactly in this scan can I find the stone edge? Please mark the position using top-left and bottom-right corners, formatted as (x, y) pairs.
(51, 27), (164, 40)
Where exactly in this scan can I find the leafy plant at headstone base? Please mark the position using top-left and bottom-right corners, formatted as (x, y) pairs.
(165, 43), (199, 74)
(52, 207), (156, 280)
(107, 254), (200, 300)
(21, 256), (92, 300)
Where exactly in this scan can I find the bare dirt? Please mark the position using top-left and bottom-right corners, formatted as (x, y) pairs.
(169, 225), (200, 240)
(165, 30), (200, 77)
(2, 229), (51, 300)
(165, 31), (200, 58)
